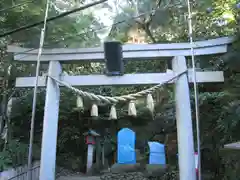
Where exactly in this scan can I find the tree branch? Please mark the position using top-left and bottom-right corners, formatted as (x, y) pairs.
(141, 23), (156, 43)
(144, 0), (163, 25)
(137, 0), (165, 43)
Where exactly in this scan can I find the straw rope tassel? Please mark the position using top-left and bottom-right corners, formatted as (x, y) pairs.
(128, 101), (137, 117)
(146, 94), (154, 113)
(109, 105), (117, 120)
(91, 104), (98, 117)
(76, 96), (84, 110)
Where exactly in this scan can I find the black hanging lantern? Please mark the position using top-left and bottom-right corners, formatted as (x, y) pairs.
(104, 41), (124, 76)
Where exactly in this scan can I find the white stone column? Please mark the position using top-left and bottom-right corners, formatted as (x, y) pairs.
(39, 61), (61, 180)
(172, 56), (196, 180)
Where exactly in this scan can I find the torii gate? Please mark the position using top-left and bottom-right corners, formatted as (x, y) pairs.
(7, 36), (232, 180)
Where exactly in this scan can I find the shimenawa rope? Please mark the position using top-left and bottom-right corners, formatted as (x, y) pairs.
(48, 70), (187, 104)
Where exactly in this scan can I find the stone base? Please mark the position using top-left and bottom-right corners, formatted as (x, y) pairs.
(100, 172), (148, 180)
(145, 164), (168, 177)
(110, 163), (144, 173)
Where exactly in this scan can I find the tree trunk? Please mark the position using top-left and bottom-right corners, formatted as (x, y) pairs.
(0, 53), (13, 148)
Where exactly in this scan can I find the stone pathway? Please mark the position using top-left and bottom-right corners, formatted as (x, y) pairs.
(57, 175), (101, 180)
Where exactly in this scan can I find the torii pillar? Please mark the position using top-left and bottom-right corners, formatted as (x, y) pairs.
(39, 61), (61, 180)
(172, 56), (196, 180)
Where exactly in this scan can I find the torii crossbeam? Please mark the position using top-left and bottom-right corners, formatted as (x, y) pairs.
(7, 36), (231, 180)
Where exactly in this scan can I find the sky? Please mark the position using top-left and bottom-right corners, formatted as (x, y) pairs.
(55, 0), (122, 40)
(85, 0), (120, 41)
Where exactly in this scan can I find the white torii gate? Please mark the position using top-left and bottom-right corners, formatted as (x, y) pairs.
(7, 36), (231, 180)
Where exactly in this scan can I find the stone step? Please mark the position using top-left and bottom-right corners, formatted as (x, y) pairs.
(57, 175), (101, 180)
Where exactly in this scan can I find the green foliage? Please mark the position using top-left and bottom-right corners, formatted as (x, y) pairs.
(0, 0), (101, 47)
(0, 139), (35, 170)
(0, 149), (12, 170)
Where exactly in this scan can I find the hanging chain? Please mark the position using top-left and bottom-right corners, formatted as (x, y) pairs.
(27, 0), (50, 180)
(186, 0), (202, 180)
